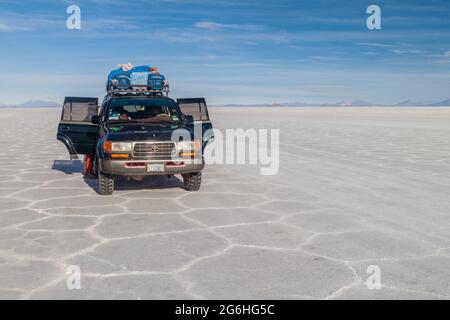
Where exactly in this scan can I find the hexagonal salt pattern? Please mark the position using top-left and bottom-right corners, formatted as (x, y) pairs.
(1, 107), (450, 299)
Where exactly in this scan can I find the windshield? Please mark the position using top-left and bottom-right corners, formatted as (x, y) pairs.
(106, 98), (181, 123)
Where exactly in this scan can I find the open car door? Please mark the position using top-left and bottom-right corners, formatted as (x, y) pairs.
(177, 98), (214, 148)
(57, 97), (99, 159)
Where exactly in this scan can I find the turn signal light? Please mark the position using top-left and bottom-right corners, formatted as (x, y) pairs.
(111, 154), (129, 159)
(179, 151), (196, 157)
(103, 141), (112, 153)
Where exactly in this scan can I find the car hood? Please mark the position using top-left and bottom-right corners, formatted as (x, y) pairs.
(105, 123), (192, 141)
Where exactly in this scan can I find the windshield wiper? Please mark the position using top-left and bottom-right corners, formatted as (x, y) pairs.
(107, 119), (144, 124)
(140, 119), (175, 124)
(107, 118), (179, 125)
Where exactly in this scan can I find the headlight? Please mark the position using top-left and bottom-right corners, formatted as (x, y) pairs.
(176, 140), (201, 152)
(111, 142), (132, 152)
(176, 140), (201, 157)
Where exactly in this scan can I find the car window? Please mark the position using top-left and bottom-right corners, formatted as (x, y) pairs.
(177, 98), (209, 121)
(62, 101), (98, 122)
(107, 99), (181, 123)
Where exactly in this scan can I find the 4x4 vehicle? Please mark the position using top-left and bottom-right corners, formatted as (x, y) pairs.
(57, 94), (213, 195)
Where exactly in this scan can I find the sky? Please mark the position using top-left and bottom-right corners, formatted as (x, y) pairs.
(0, 0), (449, 105)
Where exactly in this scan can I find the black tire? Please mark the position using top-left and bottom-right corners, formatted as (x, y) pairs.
(98, 171), (114, 195)
(182, 172), (202, 191)
(92, 155), (99, 178)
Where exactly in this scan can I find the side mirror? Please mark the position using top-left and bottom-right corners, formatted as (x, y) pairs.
(91, 115), (100, 125)
(184, 115), (194, 124)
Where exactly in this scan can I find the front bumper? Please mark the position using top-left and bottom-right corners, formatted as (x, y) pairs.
(99, 159), (204, 176)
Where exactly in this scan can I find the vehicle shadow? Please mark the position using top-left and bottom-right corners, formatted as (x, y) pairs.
(52, 160), (184, 193)
(113, 175), (185, 191)
(51, 160), (82, 174)
(82, 175), (185, 193)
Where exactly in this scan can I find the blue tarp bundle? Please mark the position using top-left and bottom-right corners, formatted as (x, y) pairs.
(107, 65), (167, 91)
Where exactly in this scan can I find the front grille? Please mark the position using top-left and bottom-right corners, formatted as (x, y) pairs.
(133, 142), (176, 159)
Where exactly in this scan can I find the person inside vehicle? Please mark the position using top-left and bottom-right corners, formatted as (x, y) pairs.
(118, 106), (131, 120)
(149, 106), (171, 121)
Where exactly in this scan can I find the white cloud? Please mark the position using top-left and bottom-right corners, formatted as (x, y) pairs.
(195, 21), (230, 30)
(429, 50), (450, 63)
(392, 49), (426, 55)
(145, 24), (296, 45)
(0, 20), (31, 32)
(0, 12), (139, 34)
(358, 42), (430, 56)
(358, 42), (395, 48)
(194, 21), (261, 31)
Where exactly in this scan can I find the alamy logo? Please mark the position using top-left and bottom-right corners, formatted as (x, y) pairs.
(206, 128), (280, 176)
(170, 128), (280, 176)
(66, 265), (81, 290)
(366, 265), (381, 290)
(66, 5), (81, 30)
(366, 5), (381, 30)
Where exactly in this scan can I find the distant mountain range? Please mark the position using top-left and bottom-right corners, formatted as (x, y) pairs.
(1, 98), (450, 108)
(213, 99), (450, 107)
(392, 99), (450, 107)
(0, 100), (61, 108)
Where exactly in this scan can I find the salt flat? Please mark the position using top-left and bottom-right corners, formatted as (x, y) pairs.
(1, 107), (450, 299)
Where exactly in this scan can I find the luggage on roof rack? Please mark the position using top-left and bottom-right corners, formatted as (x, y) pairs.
(106, 64), (169, 95)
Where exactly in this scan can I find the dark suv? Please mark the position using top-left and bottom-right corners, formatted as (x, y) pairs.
(57, 95), (213, 195)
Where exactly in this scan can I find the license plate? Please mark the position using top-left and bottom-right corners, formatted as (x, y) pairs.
(147, 164), (165, 173)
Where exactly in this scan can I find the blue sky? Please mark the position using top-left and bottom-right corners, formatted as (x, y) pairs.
(0, 0), (449, 105)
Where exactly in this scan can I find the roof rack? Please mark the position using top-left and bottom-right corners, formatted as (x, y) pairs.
(106, 84), (170, 97)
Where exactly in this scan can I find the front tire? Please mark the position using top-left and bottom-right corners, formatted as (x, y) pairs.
(182, 172), (202, 191)
(98, 171), (114, 195)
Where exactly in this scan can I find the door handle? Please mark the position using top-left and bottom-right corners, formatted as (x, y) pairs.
(61, 126), (70, 131)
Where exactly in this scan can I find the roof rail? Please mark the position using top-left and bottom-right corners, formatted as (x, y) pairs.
(106, 85), (170, 97)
